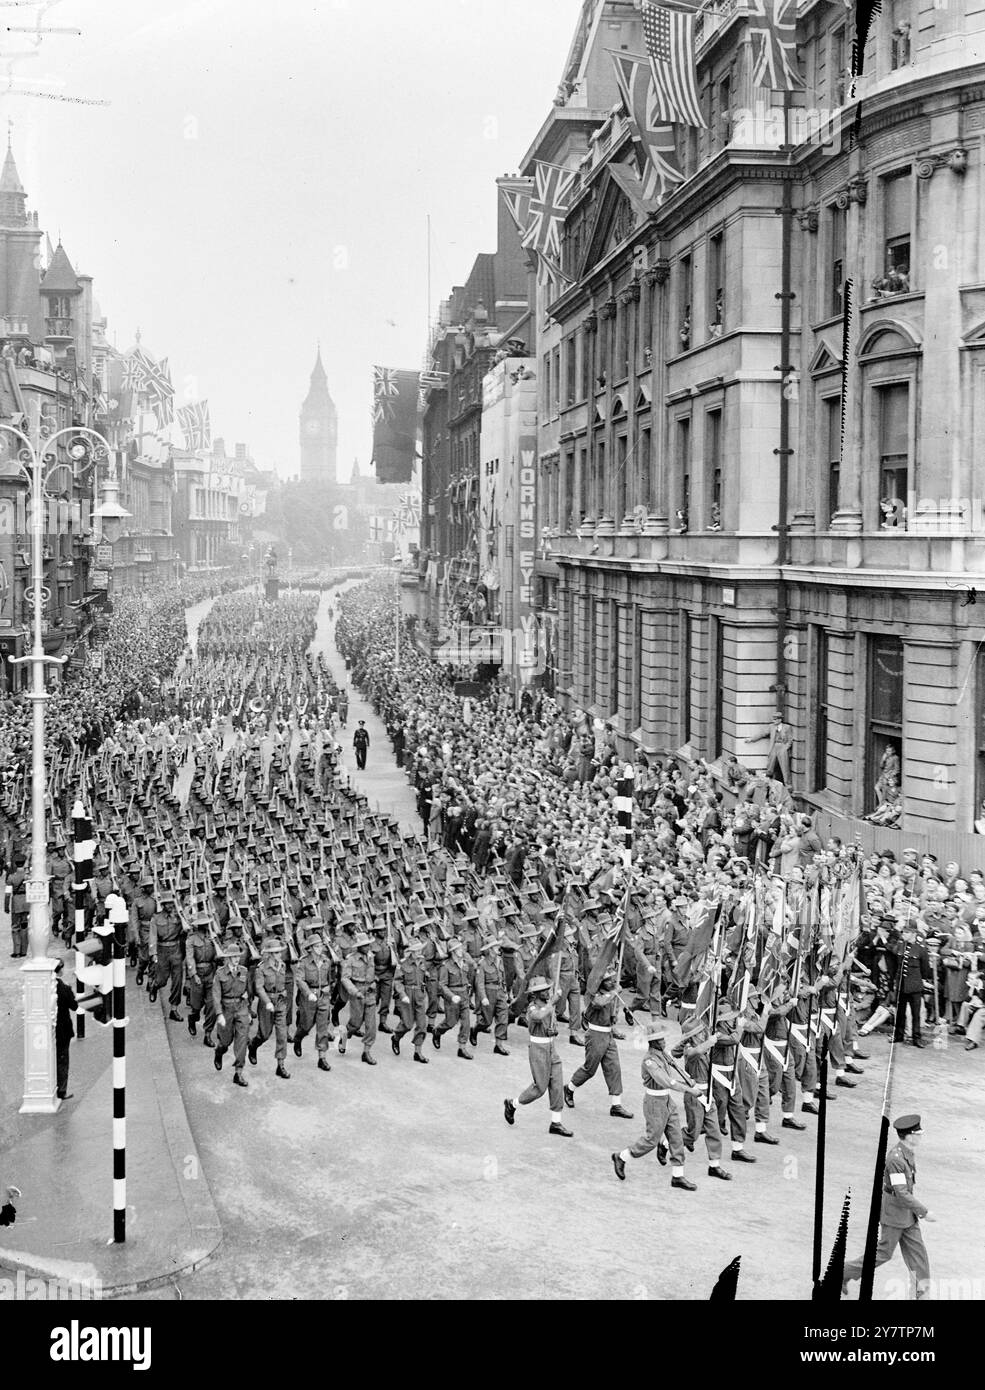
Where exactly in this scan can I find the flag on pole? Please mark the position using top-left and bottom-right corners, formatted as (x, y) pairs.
(521, 161), (577, 266)
(608, 50), (684, 205)
(748, 0), (804, 91)
(642, 1), (705, 127)
(500, 176), (534, 240)
(177, 399), (212, 451)
(371, 367), (420, 484)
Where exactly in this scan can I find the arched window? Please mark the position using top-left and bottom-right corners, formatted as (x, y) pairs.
(858, 321), (921, 528)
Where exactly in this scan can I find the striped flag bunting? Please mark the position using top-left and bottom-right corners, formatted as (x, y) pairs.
(642, 1), (705, 128)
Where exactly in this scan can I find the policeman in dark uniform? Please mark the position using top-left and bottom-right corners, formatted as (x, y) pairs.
(842, 1114), (934, 1299)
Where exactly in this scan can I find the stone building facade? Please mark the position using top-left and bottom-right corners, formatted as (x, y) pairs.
(524, 0), (985, 857)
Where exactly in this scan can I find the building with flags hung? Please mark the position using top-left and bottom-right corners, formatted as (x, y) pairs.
(518, 0), (985, 861)
(419, 182), (531, 650)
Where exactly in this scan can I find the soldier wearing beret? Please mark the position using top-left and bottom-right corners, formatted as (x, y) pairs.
(842, 1114), (934, 1299)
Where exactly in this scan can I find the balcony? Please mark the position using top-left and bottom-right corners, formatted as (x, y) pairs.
(44, 317), (74, 341)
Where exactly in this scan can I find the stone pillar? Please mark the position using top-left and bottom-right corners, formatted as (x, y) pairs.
(644, 259), (670, 541)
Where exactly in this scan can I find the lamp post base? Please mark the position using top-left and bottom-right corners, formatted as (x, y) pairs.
(20, 956), (60, 1114)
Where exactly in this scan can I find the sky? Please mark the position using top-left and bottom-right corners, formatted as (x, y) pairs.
(2, 0), (579, 479)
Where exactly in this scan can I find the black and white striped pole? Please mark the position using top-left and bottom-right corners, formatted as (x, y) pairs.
(71, 800), (95, 1042)
(613, 763), (635, 1001)
(105, 892), (129, 1244)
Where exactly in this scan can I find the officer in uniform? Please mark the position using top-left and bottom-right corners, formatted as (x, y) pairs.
(471, 938), (510, 1056)
(503, 976), (572, 1137)
(213, 937), (252, 1087)
(392, 937), (430, 1062)
(611, 1020), (700, 1190)
(185, 910), (220, 1046)
(340, 931), (379, 1064)
(563, 967), (633, 1118)
(248, 932), (292, 1078)
(842, 1114), (933, 1299)
(293, 932), (334, 1071)
(149, 889), (185, 1020)
(434, 936), (474, 1059)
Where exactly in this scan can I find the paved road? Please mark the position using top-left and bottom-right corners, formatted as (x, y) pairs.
(123, 591), (985, 1301)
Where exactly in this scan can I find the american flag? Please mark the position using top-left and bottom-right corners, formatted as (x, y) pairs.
(748, 0), (804, 91)
(520, 161), (576, 265)
(608, 50), (683, 206)
(177, 399), (212, 452)
(642, 2), (705, 129)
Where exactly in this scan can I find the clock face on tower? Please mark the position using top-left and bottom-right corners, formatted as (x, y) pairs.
(305, 419), (321, 437)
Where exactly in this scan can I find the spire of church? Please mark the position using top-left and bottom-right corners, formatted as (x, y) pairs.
(350, 457), (361, 484)
(0, 136), (28, 226)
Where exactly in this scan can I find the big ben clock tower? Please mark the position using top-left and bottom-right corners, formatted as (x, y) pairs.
(299, 346), (338, 483)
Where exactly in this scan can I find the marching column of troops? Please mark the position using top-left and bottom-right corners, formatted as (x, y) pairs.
(5, 576), (875, 1201)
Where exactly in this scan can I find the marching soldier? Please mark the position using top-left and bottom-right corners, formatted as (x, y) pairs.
(339, 931), (379, 1065)
(503, 976), (572, 1137)
(392, 937), (430, 1062)
(842, 1114), (934, 1299)
(370, 922), (397, 1032)
(185, 910), (220, 1046)
(248, 931), (292, 1078)
(434, 936), (474, 1059)
(293, 932), (334, 1071)
(674, 1014), (732, 1180)
(148, 889), (185, 1020)
(213, 938), (252, 1087)
(471, 939), (510, 1056)
(611, 1020), (699, 1190)
(563, 966), (633, 1118)
(554, 922), (586, 1046)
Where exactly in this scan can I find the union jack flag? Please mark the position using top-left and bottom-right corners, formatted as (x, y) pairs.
(521, 161), (576, 265)
(642, 2), (705, 128)
(373, 364), (400, 416)
(748, 0), (804, 91)
(608, 50), (683, 206)
(500, 177), (533, 240)
(177, 399), (212, 452)
(120, 354), (144, 391)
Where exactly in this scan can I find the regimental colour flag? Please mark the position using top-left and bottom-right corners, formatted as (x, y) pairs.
(521, 162), (577, 266)
(177, 399), (212, 452)
(642, 1), (705, 128)
(748, 0), (804, 90)
(608, 50), (684, 206)
(371, 367), (420, 485)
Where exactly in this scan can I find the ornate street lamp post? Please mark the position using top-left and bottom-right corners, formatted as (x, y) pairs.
(0, 423), (118, 1112)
